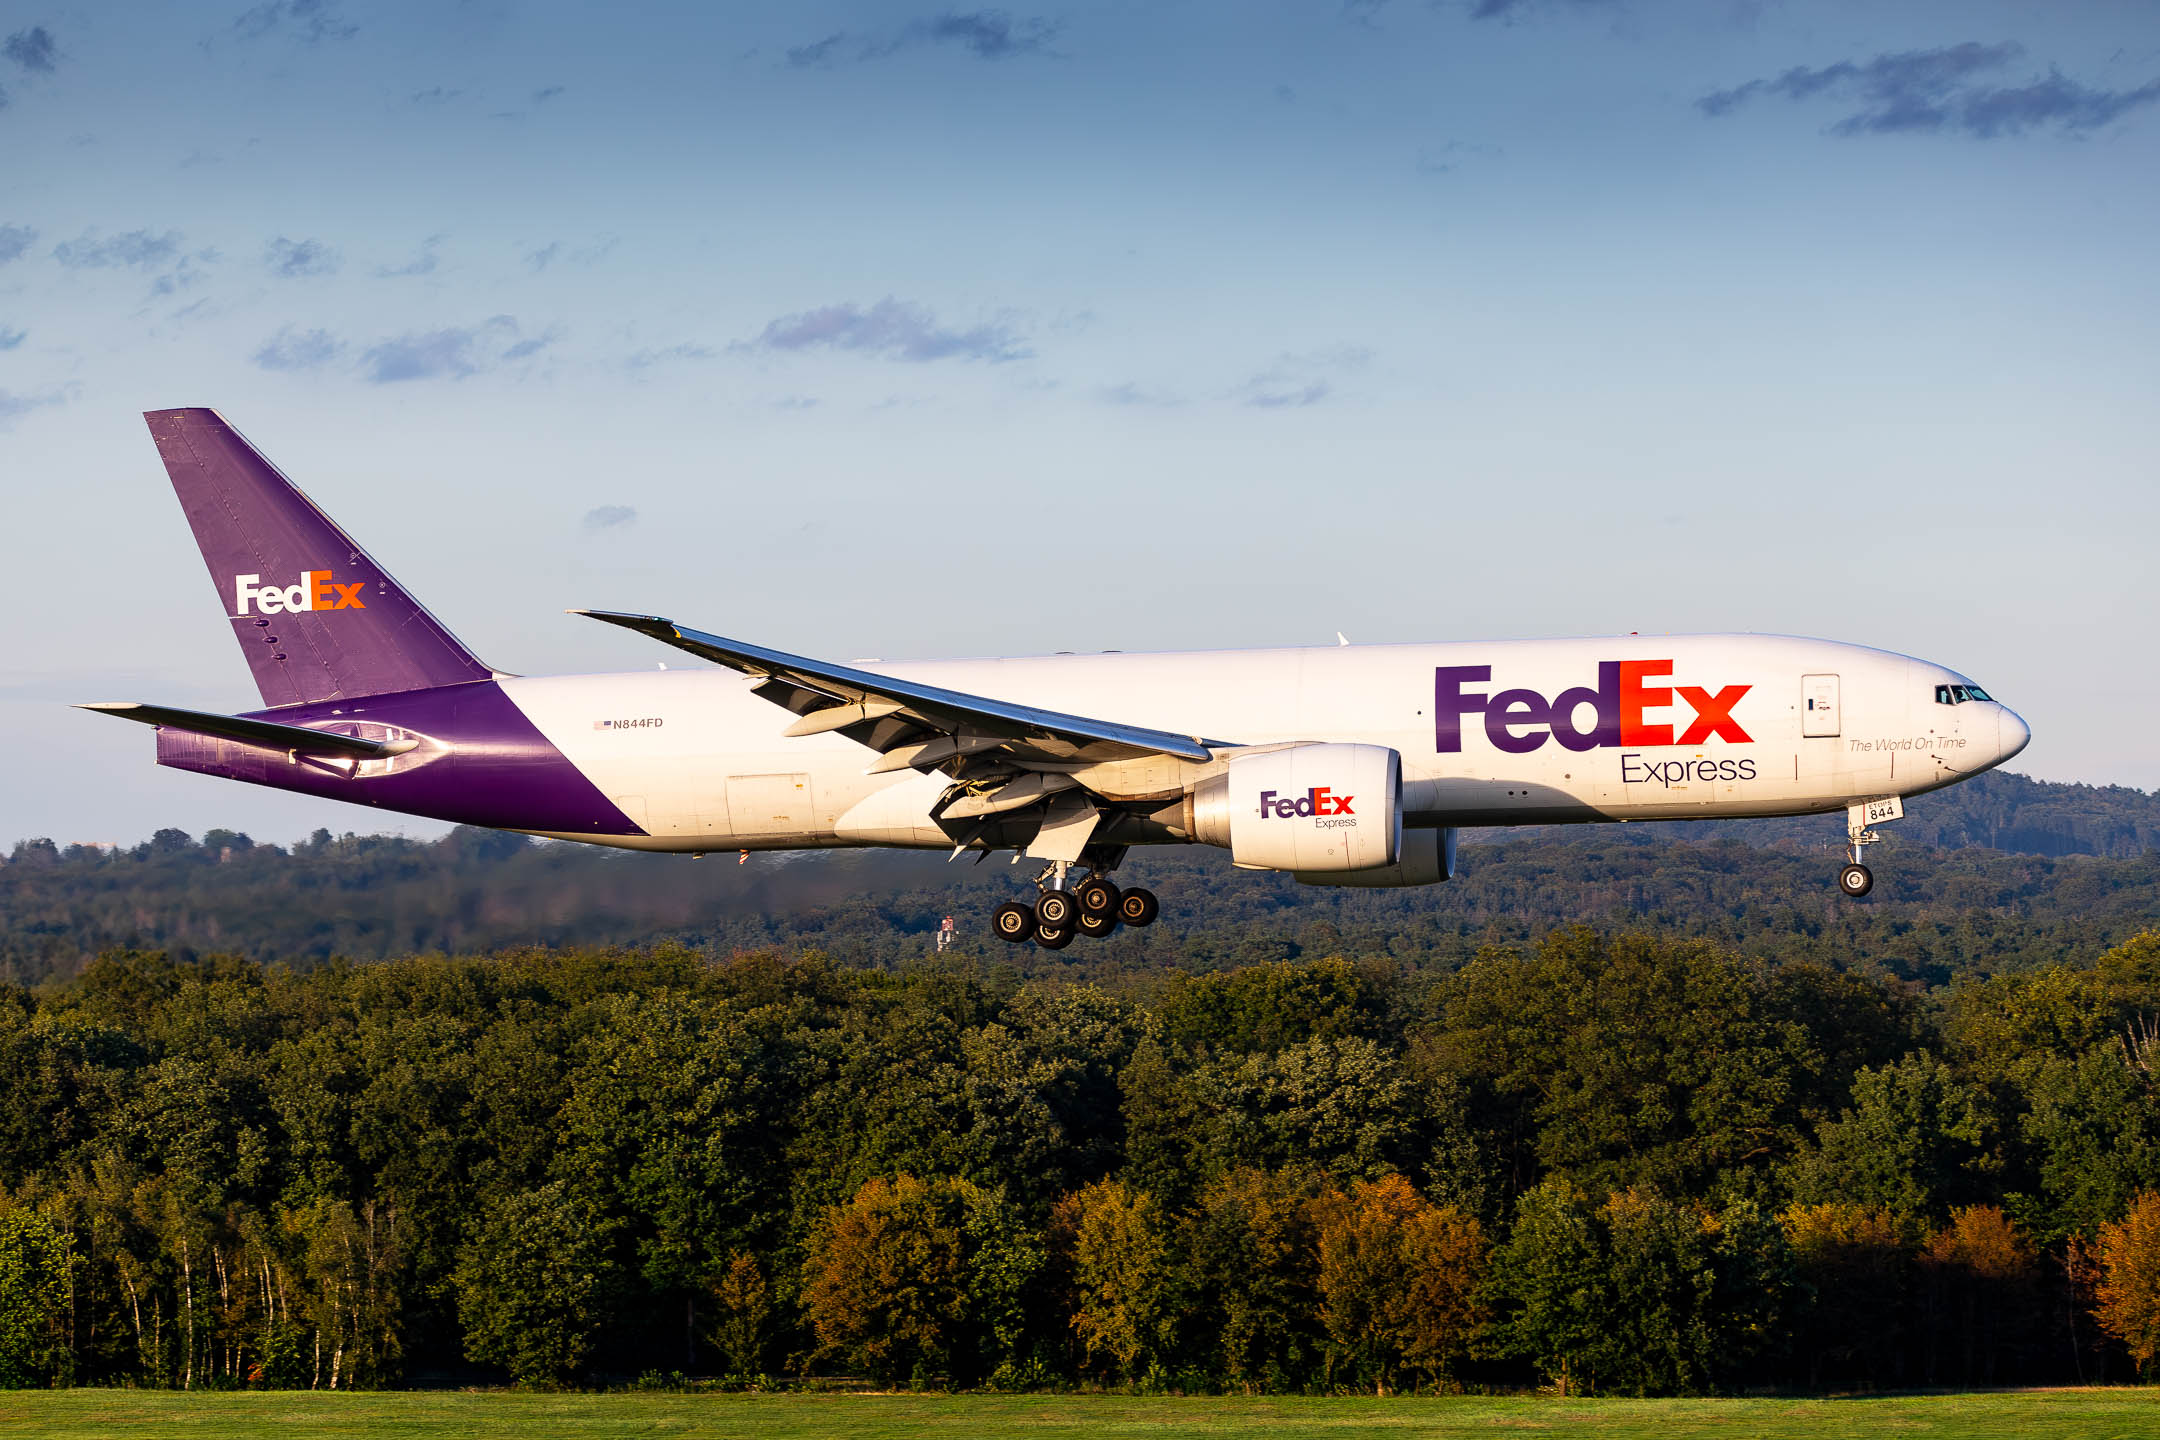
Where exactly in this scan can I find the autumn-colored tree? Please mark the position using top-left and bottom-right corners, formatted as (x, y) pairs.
(706, 1251), (770, 1381)
(2095, 1190), (2160, 1376)
(1921, 1205), (2042, 1386)
(1781, 1203), (1923, 1388)
(801, 1174), (1041, 1389)
(1053, 1178), (1173, 1384)
(1185, 1167), (1327, 1390)
(1312, 1173), (1486, 1392)
(803, 1175), (967, 1388)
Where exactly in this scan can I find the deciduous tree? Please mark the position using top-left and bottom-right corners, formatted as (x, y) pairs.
(1312, 1173), (1486, 1392)
(452, 1182), (616, 1385)
(0, 1206), (74, 1387)
(1782, 1203), (1922, 1388)
(801, 1174), (1039, 1389)
(1921, 1204), (2041, 1387)
(1053, 1178), (1172, 1384)
(2095, 1190), (2160, 1376)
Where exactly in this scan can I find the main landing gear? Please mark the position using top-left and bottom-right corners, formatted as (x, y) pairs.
(990, 859), (1160, 948)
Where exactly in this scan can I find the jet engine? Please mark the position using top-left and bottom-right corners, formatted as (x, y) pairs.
(1295, 824), (1456, 887)
(1185, 743), (1402, 873)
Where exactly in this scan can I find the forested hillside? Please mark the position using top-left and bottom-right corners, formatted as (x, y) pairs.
(3, 934), (2160, 1393)
(5, 770), (2158, 987)
(3, 769), (2160, 1393)
(1640, 769), (2160, 857)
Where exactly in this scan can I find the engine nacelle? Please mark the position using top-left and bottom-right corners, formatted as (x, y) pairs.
(1188, 743), (1402, 873)
(1297, 825), (1456, 887)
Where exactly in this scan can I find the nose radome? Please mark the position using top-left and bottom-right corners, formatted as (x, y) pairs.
(1997, 706), (2031, 765)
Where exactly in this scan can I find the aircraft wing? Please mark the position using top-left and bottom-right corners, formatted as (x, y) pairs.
(576, 611), (1224, 860)
(575, 611), (1216, 766)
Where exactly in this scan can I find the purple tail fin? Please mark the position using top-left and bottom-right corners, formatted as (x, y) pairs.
(146, 408), (496, 708)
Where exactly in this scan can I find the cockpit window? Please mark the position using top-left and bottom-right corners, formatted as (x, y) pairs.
(1935, 683), (1994, 705)
(1966, 685), (1991, 702)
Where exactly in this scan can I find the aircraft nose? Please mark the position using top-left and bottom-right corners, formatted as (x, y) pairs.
(1997, 706), (2031, 765)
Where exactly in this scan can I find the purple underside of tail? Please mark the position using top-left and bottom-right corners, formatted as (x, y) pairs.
(154, 681), (644, 837)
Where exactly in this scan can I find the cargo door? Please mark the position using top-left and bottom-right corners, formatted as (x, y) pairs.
(1802, 674), (1841, 738)
(728, 773), (815, 836)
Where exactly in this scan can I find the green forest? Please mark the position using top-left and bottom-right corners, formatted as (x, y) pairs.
(3, 769), (2160, 1396)
(2, 931), (2160, 1393)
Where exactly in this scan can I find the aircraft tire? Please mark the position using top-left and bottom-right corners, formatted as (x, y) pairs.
(1076, 877), (1121, 917)
(1036, 889), (1076, 929)
(1117, 887), (1160, 927)
(1075, 910), (1118, 939)
(1839, 863), (1874, 898)
(992, 902), (1037, 943)
(1035, 925), (1075, 951)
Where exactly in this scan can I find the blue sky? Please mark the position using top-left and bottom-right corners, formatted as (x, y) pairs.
(2, 0), (2156, 846)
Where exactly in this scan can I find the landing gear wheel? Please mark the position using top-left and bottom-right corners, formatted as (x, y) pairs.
(1839, 863), (1875, 898)
(1075, 910), (1118, 939)
(1035, 889), (1076, 929)
(1116, 887), (1160, 927)
(1075, 877), (1121, 918)
(992, 902), (1037, 943)
(1035, 925), (1074, 951)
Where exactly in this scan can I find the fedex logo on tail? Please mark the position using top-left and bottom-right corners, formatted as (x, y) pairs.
(1436, 662), (1752, 755)
(233, 571), (366, 617)
(1259, 787), (1355, 819)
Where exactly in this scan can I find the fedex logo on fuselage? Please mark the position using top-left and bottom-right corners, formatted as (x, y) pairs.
(1436, 662), (1751, 755)
(232, 571), (366, 617)
(1258, 787), (1355, 819)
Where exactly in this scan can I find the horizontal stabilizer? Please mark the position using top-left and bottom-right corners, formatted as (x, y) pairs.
(76, 702), (417, 760)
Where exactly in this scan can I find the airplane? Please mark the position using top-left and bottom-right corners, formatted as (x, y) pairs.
(81, 409), (2032, 948)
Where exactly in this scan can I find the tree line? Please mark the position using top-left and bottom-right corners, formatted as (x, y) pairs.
(4, 929), (2160, 1392)
(7, 777), (2160, 989)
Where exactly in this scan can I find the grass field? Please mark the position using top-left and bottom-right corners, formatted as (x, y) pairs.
(1, 1389), (2156, 1440)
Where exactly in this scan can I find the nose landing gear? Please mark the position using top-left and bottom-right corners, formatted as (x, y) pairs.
(1838, 798), (1901, 899)
(992, 857), (1159, 947)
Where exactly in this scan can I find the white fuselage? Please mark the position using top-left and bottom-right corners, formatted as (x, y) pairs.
(501, 633), (2028, 853)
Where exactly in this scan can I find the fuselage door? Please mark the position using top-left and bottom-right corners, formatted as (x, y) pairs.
(1801, 674), (1841, 738)
(728, 772), (815, 836)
